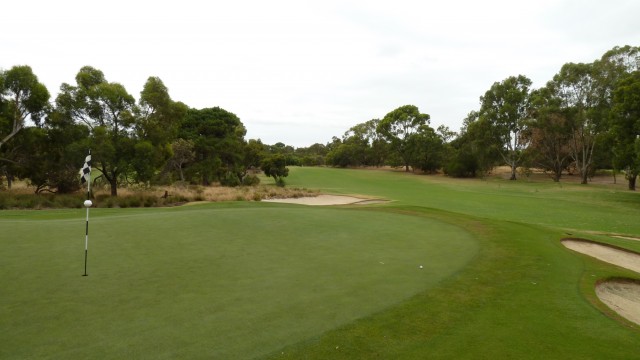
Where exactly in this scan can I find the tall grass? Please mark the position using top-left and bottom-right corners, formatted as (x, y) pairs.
(0, 182), (317, 209)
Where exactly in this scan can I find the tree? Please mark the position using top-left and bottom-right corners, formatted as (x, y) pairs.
(56, 66), (137, 196)
(179, 107), (247, 185)
(408, 125), (445, 173)
(527, 86), (573, 182)
(478, 75), (532, 180)
(14, 108), (90, 193)
(165, 138), (195, 182)
(610, 71), (640, 190)
(444, 111), (500, 178)
(0, 65), (50, 152)
(377, 105), (430, 171)
(261, 154), (289, 186)
(135, 77), (187, 183)
(550, 63), (603, 184)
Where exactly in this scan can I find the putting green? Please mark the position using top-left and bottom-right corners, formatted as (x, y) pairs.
(1, 202), (477, 359)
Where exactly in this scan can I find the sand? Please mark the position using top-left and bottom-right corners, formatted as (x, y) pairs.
(561, 240), (640, 274)
(561, 239), (640, 325)
(595, 280), (640, 326)
(262, 194), (382, 206)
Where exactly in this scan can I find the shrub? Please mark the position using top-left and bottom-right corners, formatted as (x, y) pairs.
(220, 172), (241, 187)
(242, 174), (260, 186)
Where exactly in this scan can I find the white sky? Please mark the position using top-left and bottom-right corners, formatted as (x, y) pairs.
(3, 0), (639, 147)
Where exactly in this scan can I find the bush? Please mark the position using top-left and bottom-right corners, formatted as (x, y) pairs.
(242, 174), (260, 186)
(220, 172), (241, 187)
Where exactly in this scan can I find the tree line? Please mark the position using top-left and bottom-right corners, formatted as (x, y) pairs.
(1, 45), (639, 195)
(0, 66), (290, 195)
(306, 45), (640, 189)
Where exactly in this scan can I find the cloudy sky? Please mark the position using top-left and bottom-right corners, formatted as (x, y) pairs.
(4, 0), (639, 147)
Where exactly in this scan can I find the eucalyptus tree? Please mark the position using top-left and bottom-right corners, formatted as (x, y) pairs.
(444, 111), (500, 178)
(56, 66), (137, 196)
(327, 120), (378, 167)
(377, 105), (430, 172)
(610, 71), (640, 190)
(133, 76), (187, 184)
(478, 75), (532, 180)
(0, 65), (50, 152)
(549, 62), (605, 184)
(407, 123), (445, 173)
(596, 45), (640, 189)
(527, 86), (572, 182)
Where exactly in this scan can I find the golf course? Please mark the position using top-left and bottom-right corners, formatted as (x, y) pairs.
(2, 167), (640, 359)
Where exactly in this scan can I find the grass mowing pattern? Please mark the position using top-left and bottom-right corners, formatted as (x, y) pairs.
(1, 203), (476, 359)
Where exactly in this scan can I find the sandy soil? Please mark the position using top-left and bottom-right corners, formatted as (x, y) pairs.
(262, 194), (379, 206)
(561, 239), (640, 325)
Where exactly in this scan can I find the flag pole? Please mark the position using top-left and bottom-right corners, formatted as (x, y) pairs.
(81, 150), (92, 276)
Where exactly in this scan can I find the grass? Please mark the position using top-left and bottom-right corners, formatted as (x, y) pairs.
(2, 167), (640, 359)
(1, 202), (476, 359)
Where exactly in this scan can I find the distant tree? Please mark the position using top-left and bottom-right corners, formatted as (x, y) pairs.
(261, 154), (289, 186)
(478, 75), (532, 180)
(166, 138), (195, 182)
(549, 62), (606, 184)
(377, 105), (430, 171)
(245, 138), (267, 169)
(610, 71), (640, 190)
(179, 107), (246, 185)
(295, 142), (327, 166)
(528, 86), (573, 182)
(135, 76), (187, 183)
(0, 65), (50, 152)
(407, 124), (445, 173)
(444, 111), (500, 178)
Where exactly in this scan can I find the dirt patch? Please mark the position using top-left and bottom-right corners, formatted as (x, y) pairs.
(596, 280), (640, 326)
(562, 239), (640, 326)
(262, 195), (386, 206)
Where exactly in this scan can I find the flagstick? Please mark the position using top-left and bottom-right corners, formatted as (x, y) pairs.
(82, 150), (92, 277)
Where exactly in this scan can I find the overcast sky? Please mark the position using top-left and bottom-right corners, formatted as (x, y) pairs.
(4, 0), (639, 147)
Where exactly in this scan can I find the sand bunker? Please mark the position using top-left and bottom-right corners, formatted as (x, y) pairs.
(263, 195), (385, 206)
(561, 239), (640, 274)
(596, 280), (640, 325)
(561, 239), (640, 326)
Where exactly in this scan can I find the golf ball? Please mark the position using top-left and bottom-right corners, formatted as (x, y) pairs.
(84, 200), (93, 207)
(419, 265), (423, 269)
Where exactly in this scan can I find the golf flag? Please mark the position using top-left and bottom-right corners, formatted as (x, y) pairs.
(80, 150), (92, 276)
(80, 153), (91, 184)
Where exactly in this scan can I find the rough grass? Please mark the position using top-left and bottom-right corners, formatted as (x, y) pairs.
(0, 178), (318, 209)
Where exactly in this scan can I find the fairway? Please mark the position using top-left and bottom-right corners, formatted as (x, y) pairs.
(1, 202), (476, 359)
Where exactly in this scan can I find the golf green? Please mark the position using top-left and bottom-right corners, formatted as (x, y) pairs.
(1, 202), (477, 359)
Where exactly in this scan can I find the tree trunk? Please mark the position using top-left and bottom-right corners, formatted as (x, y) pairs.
(628, 174), (637, 191)
(110, 177), (118, 196)
(509, 165), (517, 180)
(580, 171), (589, 184)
